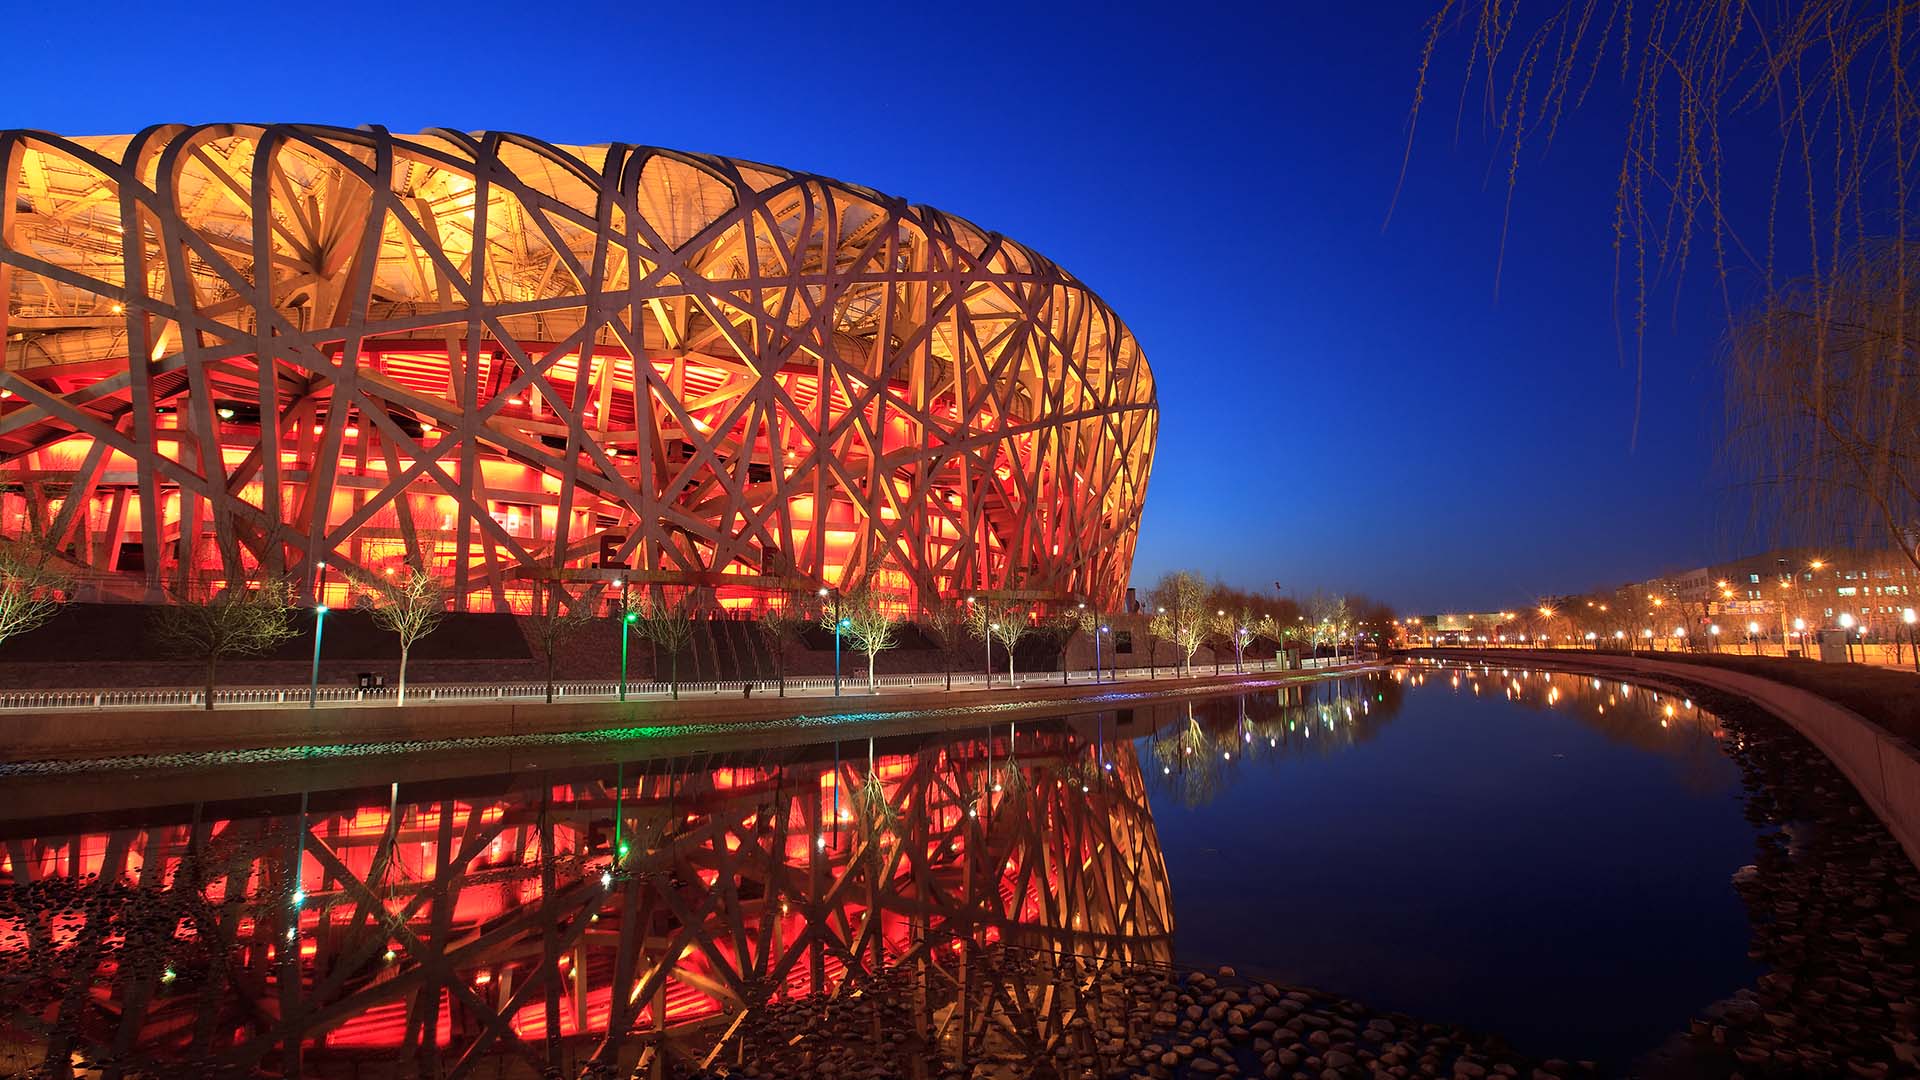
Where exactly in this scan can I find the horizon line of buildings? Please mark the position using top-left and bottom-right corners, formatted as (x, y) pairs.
(1405, 543), (1918, 643)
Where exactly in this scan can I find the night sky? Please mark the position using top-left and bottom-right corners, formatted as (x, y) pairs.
(0, 1), (1742, 613)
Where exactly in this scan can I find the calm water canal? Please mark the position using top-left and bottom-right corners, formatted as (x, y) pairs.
(1146, 665), (1758, 1067)
(0, 663), (1766, 1076)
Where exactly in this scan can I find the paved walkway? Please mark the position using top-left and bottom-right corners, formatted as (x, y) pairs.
(0, 655), (1366, 712)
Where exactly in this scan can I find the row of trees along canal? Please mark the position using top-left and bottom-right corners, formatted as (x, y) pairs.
(0, 546), (1398, 707)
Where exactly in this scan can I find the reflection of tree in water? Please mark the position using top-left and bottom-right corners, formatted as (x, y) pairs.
(1408, 661), (1733, 795)
(1144, 673), (1406, 808)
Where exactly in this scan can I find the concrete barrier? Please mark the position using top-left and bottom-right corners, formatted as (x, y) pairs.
(1412, 648), (1920, 870)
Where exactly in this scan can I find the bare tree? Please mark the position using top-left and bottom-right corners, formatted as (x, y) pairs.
(631, 591), (695, 699)
(1145, 611), (1171, 678)
(753, 591), (814, 697)
(363, 562), (446, 706)
(825, 588), (898, 692)
(966, 598), (1032, 686)
(528, 582), (594, 704)
(1146, 571), (1208, 675)
(0, 534), (70, 648)
(1216, 606), (1257, 673)
(1729, 244), (1920, 573)
(151, 577), (299, 710)
(1255, 613), (1289, 667)
(921, 596), (971, 691)
(1303, 592), (1353, 662)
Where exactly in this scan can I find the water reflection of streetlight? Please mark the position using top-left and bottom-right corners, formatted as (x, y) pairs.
(308, 605), (328, 709)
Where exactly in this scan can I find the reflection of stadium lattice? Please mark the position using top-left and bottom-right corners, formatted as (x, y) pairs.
(0, 724), (1169, 1075)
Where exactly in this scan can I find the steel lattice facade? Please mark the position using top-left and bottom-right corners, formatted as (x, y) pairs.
(0, 125), (1156, 612)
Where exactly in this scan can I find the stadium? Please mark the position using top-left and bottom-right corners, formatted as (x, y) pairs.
(0, 124), (1156, 615)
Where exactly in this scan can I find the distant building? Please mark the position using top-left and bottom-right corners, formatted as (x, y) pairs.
(1624, 546), (1916, 639)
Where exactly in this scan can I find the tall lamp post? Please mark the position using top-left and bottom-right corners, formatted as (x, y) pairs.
(819, 587), (842, 696)
(308, 605), (328, 709)
(969, 596), (991, 688)
(1905, 608), (1917, 672)
(1793, 618), (1806, 656)
(614, 577), (632, 701)
(619, 610), (636, 700)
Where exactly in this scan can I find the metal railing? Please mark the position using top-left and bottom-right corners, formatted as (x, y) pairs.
(0, 654), (1357, 712)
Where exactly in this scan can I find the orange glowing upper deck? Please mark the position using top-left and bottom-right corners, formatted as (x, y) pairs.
(0, 125), (1156, 612)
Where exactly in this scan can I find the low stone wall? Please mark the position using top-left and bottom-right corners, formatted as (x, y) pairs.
(1412, 647), (1920, 870)
(0, 667), (1369, 764)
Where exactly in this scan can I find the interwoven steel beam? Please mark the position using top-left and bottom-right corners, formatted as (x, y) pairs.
(0, 125), (1156, 613)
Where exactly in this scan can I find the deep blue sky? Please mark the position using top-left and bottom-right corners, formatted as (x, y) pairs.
(2, 1), (1740, 612)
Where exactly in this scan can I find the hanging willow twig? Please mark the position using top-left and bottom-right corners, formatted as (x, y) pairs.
(1405, 2), (1920, 558)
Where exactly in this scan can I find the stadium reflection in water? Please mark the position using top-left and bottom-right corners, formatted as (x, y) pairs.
(0, 669), (1732, 1076)
(0, 710), (1179, 1077)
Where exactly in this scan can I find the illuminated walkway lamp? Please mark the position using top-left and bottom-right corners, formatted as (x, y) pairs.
(308, 605), (328, 709)
(820, 587), (842, 696)
(619, 609), (637, 701)
(1839, 612), (1857, 662)
(1747, 621), (1762, 655)
(1905, 608), (1917, 672)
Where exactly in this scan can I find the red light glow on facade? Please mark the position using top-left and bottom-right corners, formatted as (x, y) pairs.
(0, 126), (1156, 613)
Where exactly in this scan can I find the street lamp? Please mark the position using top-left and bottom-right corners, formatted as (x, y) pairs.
(619, 609), (637, 700)
(820, 587), (841, 696)
(835, 616), (850, 694)
(614, 577), (632, 700)
(1905, 608), (1917, 673)
(1746, 621), (1761, 656)
(1839, 611), (1857, 662)
(1793, 617), (1806, 655)
(308, 605), (329, 709)
(1073, 602), (1086, 684)
(1709, 624), (1721, 651)
(971, 596), (994, 688)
